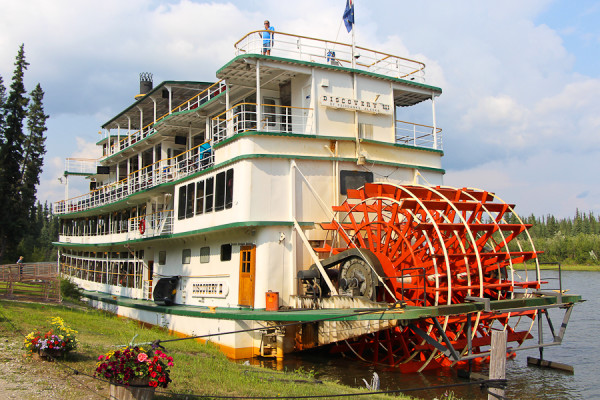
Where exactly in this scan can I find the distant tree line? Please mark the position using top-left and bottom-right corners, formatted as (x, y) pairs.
(0, 44), (49, 264)
(508, 209), (600, 265)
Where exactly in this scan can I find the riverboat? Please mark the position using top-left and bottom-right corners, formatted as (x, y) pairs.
(54, 30), (580, 372)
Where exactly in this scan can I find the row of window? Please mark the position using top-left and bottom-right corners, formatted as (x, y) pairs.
(157, 244), (233, 265)
(178, 168), (234, 220)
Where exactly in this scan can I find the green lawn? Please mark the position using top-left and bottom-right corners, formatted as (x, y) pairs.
(0, 299), (414, 399)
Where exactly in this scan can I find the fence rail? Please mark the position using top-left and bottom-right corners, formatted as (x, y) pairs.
(0, 263), (60, 301)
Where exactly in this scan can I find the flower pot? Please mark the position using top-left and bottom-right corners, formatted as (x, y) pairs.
(40, 348), (66, 360)
(109, 379), (155, 400)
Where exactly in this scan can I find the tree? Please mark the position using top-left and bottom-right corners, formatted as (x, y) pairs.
(0, 44), (30, 263)
(20, 83), (48, 223)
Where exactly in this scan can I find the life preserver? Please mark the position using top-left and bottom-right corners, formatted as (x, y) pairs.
(139, 219), (146, 234)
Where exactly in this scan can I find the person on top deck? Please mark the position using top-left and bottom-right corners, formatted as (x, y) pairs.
(260, 20), (274, 55)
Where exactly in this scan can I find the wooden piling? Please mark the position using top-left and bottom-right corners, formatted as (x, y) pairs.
(488, 330), (507, 400)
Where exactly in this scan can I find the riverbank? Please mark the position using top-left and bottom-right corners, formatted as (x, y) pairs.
(0, 299), (414, 400)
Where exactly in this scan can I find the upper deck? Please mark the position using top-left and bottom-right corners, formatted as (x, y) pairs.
(54, 31), (443, 217)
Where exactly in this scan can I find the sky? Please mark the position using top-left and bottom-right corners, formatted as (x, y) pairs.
(1, 0), (599, 219)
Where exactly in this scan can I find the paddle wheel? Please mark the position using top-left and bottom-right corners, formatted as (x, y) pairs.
(312, 183), (542, 372)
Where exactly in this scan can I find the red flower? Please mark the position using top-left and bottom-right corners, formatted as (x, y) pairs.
(150, 371), (157, 378)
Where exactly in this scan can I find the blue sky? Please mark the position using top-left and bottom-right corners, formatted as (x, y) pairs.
(1, 0), (599, 219)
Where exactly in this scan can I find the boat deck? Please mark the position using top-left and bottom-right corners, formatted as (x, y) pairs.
(83, 290), (581, 322)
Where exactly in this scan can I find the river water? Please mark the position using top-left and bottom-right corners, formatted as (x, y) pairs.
(249, 270), (598, 399)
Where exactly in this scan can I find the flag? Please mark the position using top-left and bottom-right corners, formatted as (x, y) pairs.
(343, 0), (354, 33)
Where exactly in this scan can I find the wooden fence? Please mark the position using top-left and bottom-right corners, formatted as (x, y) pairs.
(0, 262), (60, 301)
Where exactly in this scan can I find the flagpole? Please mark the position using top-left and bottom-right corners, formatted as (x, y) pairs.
(351, 0), (356, 69)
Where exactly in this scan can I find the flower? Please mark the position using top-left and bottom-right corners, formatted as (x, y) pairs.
(23, 317), (78, 355)
(95, 346), (173, 388)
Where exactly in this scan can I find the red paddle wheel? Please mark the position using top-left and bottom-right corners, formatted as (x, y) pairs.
(315, 183), (541, 372)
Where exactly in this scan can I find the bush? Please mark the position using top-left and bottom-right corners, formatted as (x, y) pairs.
(60, 278), (83, 301)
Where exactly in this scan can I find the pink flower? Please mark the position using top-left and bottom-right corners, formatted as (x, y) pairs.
(137, 353), (148, 362)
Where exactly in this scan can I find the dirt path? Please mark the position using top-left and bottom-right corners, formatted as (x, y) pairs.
(0, 335), (110, 400)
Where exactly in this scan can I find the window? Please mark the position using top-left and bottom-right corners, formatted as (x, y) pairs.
(264, 98), (277, 126)
(182, 249), (191, 264)
(215, 171), (225, 211)
(158, 251), (166, 265)
(205, 177), (214, 212)
(196, 180), (205, 215)
(186, 183), (195, 218)
(339, 170), (374, 195)
(225, 169), (234, 209)
(200, 247), (210, 263)
(220, 244), (232, 261)
(178, 186), (186, 220)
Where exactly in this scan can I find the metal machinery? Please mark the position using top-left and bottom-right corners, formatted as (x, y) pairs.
(298, 183), (576, 372)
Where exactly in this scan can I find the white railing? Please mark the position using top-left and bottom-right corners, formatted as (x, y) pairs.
(395, 120), (443, 150)
(235, 31), (426, 83)
(65, 158), (98, 175)
(104, 80), (226, 158)
(128, 210), (174, 239)
(212, 102), (313, 144)
(54, 142), (214, 215)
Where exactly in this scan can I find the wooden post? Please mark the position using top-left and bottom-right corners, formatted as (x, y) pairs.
(488, 330), (507, 400)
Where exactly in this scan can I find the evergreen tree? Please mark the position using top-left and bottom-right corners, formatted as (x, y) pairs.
(0, 44), (30, 263)
(21, 83), (48, 223)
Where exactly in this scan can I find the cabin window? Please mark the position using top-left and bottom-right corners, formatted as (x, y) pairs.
(200, 246), (210, 263)
(339, 170), (374, 195)
(264, 98), (277, 126)
(205, 177), (214, 212)
(196, 181), (205, 215)
(215, 171), (226, 211)
(182, 249), (191, 264)
(225, 169), (234, 209)
(178, 186), (186, 220)
(220, 244), (232, 261)
(186, 183), (195, 218)
(158, 251), (166, 265)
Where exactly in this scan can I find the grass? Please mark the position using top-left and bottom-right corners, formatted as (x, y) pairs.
(0, 299), (414, 399)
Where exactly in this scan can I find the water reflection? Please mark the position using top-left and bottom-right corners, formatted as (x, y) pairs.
(242, 271), (597, 399)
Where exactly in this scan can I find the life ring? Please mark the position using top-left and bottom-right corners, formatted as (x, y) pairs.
(139, 219), (146, 234)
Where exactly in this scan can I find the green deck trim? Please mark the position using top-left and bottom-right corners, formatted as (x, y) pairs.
(82, 290), (582, 322)
(63, 171), (94, 177)
(360, 138), (444, 155)
(217, 54), (443, 95)
(58, 151), (443, 218)
(101, 91), (226, 164)
(53, 220), (314, 248)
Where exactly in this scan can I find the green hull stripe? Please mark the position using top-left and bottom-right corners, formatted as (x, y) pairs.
(82, 290), (581, 322)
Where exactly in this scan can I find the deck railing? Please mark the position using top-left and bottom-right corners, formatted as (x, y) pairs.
(235, 30), (426, 83)
(64, 158), (98, 175)
(212, 102), (313, 143)
(128, 210), (174, 239)
(395, 120), (443, 150)
(104, 80), (226, 158)
(54, 142), (213, 215)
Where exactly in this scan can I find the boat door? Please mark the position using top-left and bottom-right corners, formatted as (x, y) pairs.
(238, 245), (256, 307)
(262, 97), (280, 132)
(147, 260), (154, 300)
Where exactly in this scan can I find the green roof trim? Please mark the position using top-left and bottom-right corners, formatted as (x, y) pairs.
(102, 80), (216, 128)
(217, 54), (443, 95)
(53, 220), (314, 248)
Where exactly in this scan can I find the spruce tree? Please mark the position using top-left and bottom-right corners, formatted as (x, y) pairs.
(21, 83), (48, 223)
(0, 44), (30, 263)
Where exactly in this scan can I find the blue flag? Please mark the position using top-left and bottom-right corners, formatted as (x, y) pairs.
(343, 0), (354, 32)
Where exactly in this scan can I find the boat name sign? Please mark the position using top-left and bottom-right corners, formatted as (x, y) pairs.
(191, 280), (229, 298)
(320, 95), (392, 115)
